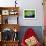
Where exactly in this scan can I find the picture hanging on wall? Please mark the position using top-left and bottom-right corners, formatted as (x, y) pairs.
(23, 9), (36, 19)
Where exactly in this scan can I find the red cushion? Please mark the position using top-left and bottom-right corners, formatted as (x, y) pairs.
(21, 28), (41, 46)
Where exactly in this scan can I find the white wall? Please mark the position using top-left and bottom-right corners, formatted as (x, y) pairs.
(0, 0), (44, 26)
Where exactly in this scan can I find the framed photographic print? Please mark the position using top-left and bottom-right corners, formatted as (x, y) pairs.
(23, 9), (36, 19)
(2, 10), (9, 15)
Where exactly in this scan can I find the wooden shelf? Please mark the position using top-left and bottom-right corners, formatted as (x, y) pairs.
(3, 41), (18, 46)
(0, 40), (19, 46)
(0, 7), (20, 46)
(0, 7), (19, 10)
(0, 24), (20, 32)
(2, 40), (19, 42)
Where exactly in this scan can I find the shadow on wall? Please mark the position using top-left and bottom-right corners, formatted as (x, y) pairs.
(18, 26), (43, 44)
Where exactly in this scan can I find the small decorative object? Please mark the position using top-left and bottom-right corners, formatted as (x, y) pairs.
(2, 28), (13, 41)
(2, 10), (9, 15)
(10, 10), (14, 15)
(9, 9), (18, 15)
(14, 28), (17, 32)
(15, 0), (17, 7)
(13, 33), (16, 41)
(10, 11), (15, 15)
(13, 32), (18, 41)
(5, 18), (8, 24)
(13, 28), (18, 40)
(23, 9), (36, 19)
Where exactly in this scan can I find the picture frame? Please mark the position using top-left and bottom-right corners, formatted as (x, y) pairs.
(2, 10), (9, 15)
(23, 9), (36, 19)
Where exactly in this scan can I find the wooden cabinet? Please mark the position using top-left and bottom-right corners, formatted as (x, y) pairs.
(0, 7), (20, 46)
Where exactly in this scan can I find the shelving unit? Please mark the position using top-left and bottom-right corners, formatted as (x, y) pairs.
(0, 7), (20, 46)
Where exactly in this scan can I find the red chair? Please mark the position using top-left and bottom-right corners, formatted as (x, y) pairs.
(21, 28), (41, 46)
